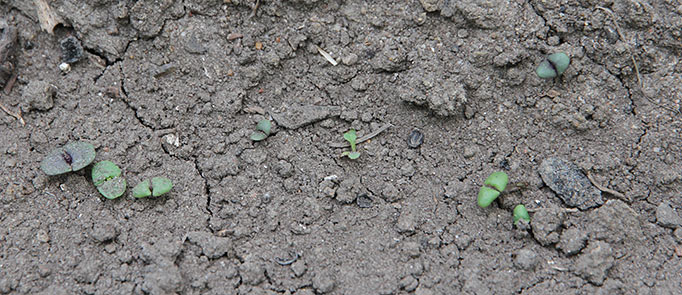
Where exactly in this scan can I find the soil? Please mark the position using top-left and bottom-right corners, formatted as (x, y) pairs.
(1, 1), (682, 294)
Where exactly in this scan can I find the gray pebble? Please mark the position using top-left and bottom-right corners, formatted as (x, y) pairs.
(313, 271), (336, 294)
(557, 227), (588, 255)
(397, 210), (417, 233)
(513, 248), (538, 270)
(185, 231), (232, 259)
(573, 240), (614, 286)
(656, 202), (682, 229)
(356, 194), (373, 208)
(539, 157), (603, 210)
(291, 260), (307, 277)
(407, 129), (424, 148)
(399, 275), (419, 291)
(342, 53), (358, 65)
(90, 222), (119, 243)
(531, 207), (565, 246)
(674, 228), (682, 243)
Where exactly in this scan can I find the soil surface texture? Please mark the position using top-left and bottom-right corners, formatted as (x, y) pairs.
(1, 1), (682, 294)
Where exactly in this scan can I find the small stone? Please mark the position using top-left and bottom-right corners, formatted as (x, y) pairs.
(341, 53), (358, 65)
(336, 177), (360, 204)
(513, 248), (538, 270)
(531, 207), (565, 246)
(23, 80), (56, 111)
(356, 194), (373, 208)
(419, 0), (442, 12)
(291, 260), (307, 277)
(574, 241), (614, 286)
(673, 228), (682, 243)
(415, 286), (434, 295)
(90, 222), (119, 243)
(59, 62), (71, 73)
(539, 158), (603, 210)
(397, 210), (417, 233)
(312, 272), (336, 294)
(557, 227), (588, 255)
(407, 129), (424, 148)
(60, 36), (83, 63)
(399, 275), (418, 291)
(462, 145), (476, 158)
(104, 243), (117, 253)
(36, 229), (50, 243)
(656, 202), (682, 229)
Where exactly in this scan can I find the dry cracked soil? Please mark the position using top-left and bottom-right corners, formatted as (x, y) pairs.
(1, 0), (682, 294)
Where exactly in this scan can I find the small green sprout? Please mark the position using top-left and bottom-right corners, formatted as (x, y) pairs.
(341, 129), (360, 160)
(92, 160), (126, 199)
(132, 177), (173, 198)
(536, 52), (570, 79)
(40, 141), (96, 175)
(477, 171), (509, 208)
(513, 204), (530, 224)
(250, 119), (272, 141)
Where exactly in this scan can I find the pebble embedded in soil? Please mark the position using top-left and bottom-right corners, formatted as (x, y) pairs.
(239, 255), (265, 286)
(655, 202), (682, 229)
(313, 272), (336, 294)
(356, 194), (373, 208)
(407, 129), (424, 148)
(22, 80), (56, 111)
(573, 240), (614, 286)
(59, 36), (83, 64)
(539, 157), (603, 210)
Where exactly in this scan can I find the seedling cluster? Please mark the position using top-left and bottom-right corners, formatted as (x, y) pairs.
(40, 141), (173, 200)
(477, 171), (531, 225)
(536, 52), (570, 79)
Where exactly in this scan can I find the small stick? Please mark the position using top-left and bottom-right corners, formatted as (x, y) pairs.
(274, 252), (299, 266)
(3, 73), (17, 94)
(527, 208), (579, 213)
(0, 101), (24, 125)
(330, 123), (392, 148)
(586, 171), (629, 202)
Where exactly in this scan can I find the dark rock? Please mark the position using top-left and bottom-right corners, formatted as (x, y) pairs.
(531, 207), (565, 246)
(539, 157), (603, 210)
(356, 194), (373, 208)
(0, 19), (17, 86)
(60, 36), (83, 64)
(557, 227), (588, 255)
(407, 129), (424, 148)
(656, 202), (682, 229)
(573, 241), (614, 286)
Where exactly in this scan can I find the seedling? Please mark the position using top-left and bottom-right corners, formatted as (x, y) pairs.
(132, 177), (173, 198)
(92, 160), (126, 199)
(536, 52), (570, 79)
(513, 204), (530, 224)
(341, 129), (360, 160)
(250, 119), (272, 141)
(477, 171), (508, 208)
(40, 141), (96, 175)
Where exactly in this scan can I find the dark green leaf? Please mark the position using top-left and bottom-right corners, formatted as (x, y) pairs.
(96, 176), (126, 199)
(40, 141), (96, 175)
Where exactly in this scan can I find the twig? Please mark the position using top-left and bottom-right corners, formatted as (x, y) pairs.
(0, 100), (24, 125)
(274, 252), (299, 266)
(596, 6), (680, 114)
(527, 208), (579, 213)
(586, 171), (629, 202)
(3, 72), (17, 94)
(330, 123), (392, 148)
(249, 0), (260, 18)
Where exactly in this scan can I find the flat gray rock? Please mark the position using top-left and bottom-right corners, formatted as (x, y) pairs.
(539, 158), (603, 210)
